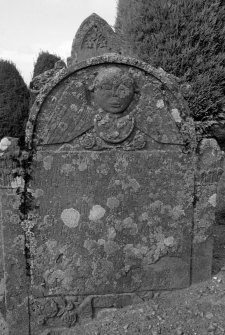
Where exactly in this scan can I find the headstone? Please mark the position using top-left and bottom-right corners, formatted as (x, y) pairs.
(67, 13), (121, 67)
(25, 49), (200, 334)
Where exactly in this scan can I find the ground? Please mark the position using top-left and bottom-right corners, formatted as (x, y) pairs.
(61, 270), (225, 335)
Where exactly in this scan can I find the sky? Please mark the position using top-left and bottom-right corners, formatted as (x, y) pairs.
(0, 0), (117, 84)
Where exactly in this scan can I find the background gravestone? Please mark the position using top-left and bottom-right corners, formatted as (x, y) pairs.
(0, 138), (29, 335)
(193, 138), (223, 282)
(67, 13), (122, 67)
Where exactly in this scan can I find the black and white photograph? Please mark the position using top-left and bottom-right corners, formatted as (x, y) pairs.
(0, 0), (225, 334)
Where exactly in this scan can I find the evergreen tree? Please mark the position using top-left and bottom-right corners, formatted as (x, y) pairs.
(32, 51), (64, 78)
(0, 59), (30, 138)
(115, 0), (225, 122)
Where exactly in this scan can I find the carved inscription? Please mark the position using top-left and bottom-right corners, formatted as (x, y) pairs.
(199, 168), (223, 186)
(31, 296), (94, 328)
(31, 293), (148, 330)
(82, 25), (108, 50)
(31, 297), (78, 327)
(0, 159), (16, 187)
(68, 14), (121, 64)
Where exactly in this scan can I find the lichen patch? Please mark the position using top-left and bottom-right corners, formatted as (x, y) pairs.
(164, 236), (175, 247)
(43, 155), (53, 170)
(0, 137), (11, 151)
(108, 227), (117, 240)
(61, 208), (80, 228)
(156, 99), (165, 108)
(11, 176), (25, 189)
(89, 205), (106, 221)
(208, 193), (217, 207)
(171, 108), (182, 123)
(104, 240), (120, 255)
(107, 196), (120, 209)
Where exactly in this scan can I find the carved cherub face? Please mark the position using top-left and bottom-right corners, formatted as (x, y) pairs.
(92, 67), (134, 114)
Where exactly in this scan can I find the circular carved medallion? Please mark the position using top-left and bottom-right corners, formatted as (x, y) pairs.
(94, 113), (134, 143)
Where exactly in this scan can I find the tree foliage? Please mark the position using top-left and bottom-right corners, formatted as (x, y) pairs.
(32, 51), (62, 78)
(0, 59), (30, 138)
(115, 0), (225, 121)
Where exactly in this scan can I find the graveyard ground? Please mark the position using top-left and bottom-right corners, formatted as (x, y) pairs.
(62, 270), (225, 335)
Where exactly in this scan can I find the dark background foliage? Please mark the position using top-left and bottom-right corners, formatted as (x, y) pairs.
(32, 51), (62, 78)
(115, 0), (225, 122)
(0, 59), (30, 139)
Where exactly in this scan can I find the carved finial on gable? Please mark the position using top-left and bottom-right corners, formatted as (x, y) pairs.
(67, 13), (121, 67)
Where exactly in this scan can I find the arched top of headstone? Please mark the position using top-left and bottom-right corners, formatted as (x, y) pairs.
(67, 13), (121, 67)
(26, 54), (195, 152)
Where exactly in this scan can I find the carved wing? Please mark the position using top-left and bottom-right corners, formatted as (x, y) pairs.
(35, 80), (95, 145)
(134, 84), (184, 144)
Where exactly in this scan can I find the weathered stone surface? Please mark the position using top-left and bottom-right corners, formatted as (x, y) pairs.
(0, 195), (7, 335)
(213, 225), (225, 274)
(192, 139), (224, 283)
(27, 55), (193, 149)
(0, 189), (29, 335)
(0, 138), (19, 335)
(215, 156), (225, 226)
(67, 13), (121, 67)
(0, 138), (19, 188)
(23, 53), (199, 334)
(30, 150), (193, 295)
(213, 150), (225, 274)
(0, 138), (29, 335)
(29, 147), (194, 316)
(29, 60), (67, 108)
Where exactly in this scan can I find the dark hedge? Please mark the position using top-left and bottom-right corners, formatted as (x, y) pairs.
(32, 51), (62, 78)
(0, 59), (30, 138)
(115, 0), (225, 122)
